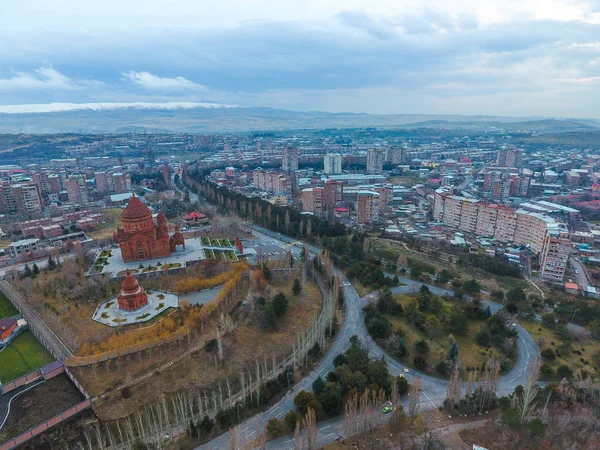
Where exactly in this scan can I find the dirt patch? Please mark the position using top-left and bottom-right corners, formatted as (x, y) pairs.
(0, 374), (84, 442)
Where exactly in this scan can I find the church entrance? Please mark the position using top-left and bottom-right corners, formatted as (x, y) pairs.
(137, 250), (145, 260)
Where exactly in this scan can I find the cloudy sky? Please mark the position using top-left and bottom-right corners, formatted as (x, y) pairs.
(1, 0), (600, 116)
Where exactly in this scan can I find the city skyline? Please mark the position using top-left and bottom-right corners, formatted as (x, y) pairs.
(1, 0), (600, 117)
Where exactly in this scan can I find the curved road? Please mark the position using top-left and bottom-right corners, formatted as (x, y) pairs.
(197, 227), (540, 449)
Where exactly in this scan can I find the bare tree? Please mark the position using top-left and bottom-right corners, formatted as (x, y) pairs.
(511, 358), (540, 423)
(301, 407), (318, 450)
(408, 377), (421, 420)
(445, 365), (462, 413)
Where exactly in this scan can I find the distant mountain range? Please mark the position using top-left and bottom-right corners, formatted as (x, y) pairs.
(0, 102), (597, 134)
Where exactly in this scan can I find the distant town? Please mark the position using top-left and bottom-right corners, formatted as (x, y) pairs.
(1, 125), (599, 450)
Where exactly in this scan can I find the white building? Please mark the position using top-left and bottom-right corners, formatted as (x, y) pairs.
(324, 154), (343, 175)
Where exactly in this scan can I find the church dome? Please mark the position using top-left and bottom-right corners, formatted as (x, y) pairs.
(121, 195), (152, 221)
(121, 270), (141, 295)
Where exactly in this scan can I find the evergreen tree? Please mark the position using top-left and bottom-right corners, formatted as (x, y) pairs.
(292, 278), (302, 296)
(447, 339), (460, 364)
(32, 263), (40, 276)
(47, 255), (56, 270)
(23, 263), (32, 278)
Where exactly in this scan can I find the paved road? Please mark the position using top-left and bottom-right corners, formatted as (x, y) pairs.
(570, 256), (591, 290)
(0, 280), (72, 360)
(197, 228), (541, 450)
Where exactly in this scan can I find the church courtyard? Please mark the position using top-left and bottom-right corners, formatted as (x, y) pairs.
(92, 289), (178, 327)
(89, 236), (238, 278)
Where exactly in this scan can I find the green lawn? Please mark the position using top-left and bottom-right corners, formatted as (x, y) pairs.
(0, 331), (54, 384)
(0, 293), (19, 318)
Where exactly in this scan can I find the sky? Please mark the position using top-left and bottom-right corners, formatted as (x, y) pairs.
(1, 0), (600, 117)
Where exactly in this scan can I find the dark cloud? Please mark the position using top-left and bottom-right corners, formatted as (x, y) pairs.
(0, 12), (599, 114)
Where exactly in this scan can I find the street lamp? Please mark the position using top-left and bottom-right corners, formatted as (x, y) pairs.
(237, 403), (242, 423)
(287, 371), (292, 386)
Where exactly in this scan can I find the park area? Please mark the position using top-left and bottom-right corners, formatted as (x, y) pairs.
(0, 330), (54, 384)
(365, 289), (517, 377)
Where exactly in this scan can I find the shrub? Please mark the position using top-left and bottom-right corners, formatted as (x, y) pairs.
(121, 386), (132, 399)
(333, 353), (348, 367)
(284, 411), (297, 431)
(413, 354), (427, 371)
(272, 292), (289, 317)
(294, 390), (316, 414)
(541, 348), (556, 361)
(396, 375), (409, 395)
(266, 418), (286, 437)
(366, 316), (392, 339)
(414, 339), (430, 355)
(475, 330), (491, 347)
(540, 364), (554, 378)
(312, 377), (325, 396)
(556, 365), (573, 379)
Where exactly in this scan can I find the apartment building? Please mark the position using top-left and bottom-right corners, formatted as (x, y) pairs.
(513, 210), (554, 253)
(366, 149), (385, 174)
(496, 148), (523, 167)
(65, 175), (89, 204)
(386, 147), (405, 165)
(540, 231), (571, 282)
(357, 191), (380, 224)
(373, 185), (393, 213)
(323, 180), (343, 211)
(113, 173), (132, 194)
(492, 179), (512, 200)
(323, 154), (343, 175)
(282, 146), (298, 172)
(0, 181), (43, 214)
(253, 169), (289, 194)
(301, 187), (323, 215)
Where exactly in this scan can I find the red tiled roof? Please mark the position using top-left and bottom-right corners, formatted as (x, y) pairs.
(122, 196), (152, 220)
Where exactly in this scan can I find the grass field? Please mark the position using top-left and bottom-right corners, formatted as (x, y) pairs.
(521, 321), (600, 379)
(384, 294), (514, 375)
(0, 292), (19, 318)
(0, 331), (54, 383)
(87, 208), (122, 240)
(369, 238), (531, 293)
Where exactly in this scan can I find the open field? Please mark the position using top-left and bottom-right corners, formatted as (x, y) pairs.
(86, 207), (123, 240)
(0, 374), (83, 442)
(384, 294), (514, 375)
(0, 292), (19, 318)
(521, 320), (600, 379)
(0, 330), (54, 383)
(370, 238), (531, 293)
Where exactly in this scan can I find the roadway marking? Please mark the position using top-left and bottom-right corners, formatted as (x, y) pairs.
(285, 439), (294, 444)
(319, 425), (331, 431)
(320, 432), (335, 441)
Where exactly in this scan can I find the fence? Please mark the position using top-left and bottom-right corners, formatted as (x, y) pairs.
(0, 362), (92, 450)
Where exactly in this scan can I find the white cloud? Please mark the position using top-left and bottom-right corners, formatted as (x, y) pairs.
(122, 71), (208, 91)
(0, 67), (78, 91)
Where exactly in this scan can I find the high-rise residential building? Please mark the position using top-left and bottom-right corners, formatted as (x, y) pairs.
(509, 176), (530, 197)
(324, 154), (343, 175)
(282, 146), (298, 172)
(323, 180), (343, 211)
(385, 147), (405, 165)
(366, 149), (385, 174)
(540, 232), (571, 282)
(496, 148), (523, 168)
(253, 169), (289, 194)
(373, 185), (393, 212)
(113, 173), (132, 194)
(0, 181), (43, 214)
(95, 172), (110, 193)
(66, 175), (89, 204)
(357, 191), (380, 224)
(492, 179), (512, 200)
(301, 187), (323, 215)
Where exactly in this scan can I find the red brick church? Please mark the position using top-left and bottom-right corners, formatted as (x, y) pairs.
(118, 270), (149, 311)
(114, 195), (185, 263)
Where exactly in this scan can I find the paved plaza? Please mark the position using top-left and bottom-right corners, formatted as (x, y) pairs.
(90, 236), (239, 278)
(92, 290), (179, 327)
